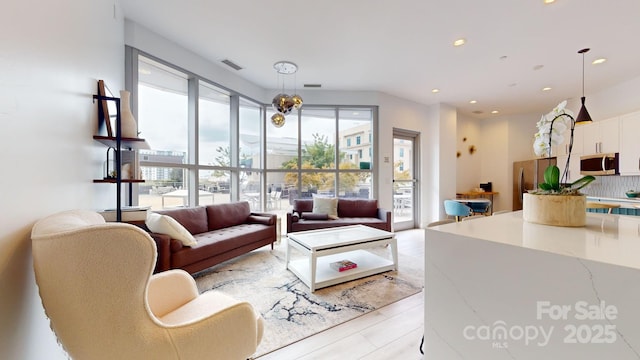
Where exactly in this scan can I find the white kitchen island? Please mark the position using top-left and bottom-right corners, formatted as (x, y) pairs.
(425, 211), (640, 359)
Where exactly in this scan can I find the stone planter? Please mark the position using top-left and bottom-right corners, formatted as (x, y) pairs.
(522, 193), (586, 227)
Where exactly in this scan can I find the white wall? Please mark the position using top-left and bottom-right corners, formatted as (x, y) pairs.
(456, 114), (482, 193)
(376, 93), (440, 226)
(567, 75), (640, 121)
(475, 113), (540, 212)
(0, 1), (124, 358)
(125, 20), (267, 103)
(425, 104), (457, 222)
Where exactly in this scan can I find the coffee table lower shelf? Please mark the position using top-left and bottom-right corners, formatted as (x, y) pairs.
(287, 249), (395, 292)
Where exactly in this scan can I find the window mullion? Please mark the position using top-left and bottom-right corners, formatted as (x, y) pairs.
(188, 78), (198, 206)
(230, 95), (240, 202)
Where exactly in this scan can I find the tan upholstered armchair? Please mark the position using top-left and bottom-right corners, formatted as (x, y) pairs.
(31, 210), (263, 360)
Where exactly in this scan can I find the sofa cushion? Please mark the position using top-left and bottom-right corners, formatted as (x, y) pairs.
(171, 224), (273, 266)
(338, 198), (378, 218)
(292, 199), (314, 214)
(156, 206), (208, 235)
(312, 195), (339, 219)
(146, 212), (198, 247)
(206, 202), (251, 231)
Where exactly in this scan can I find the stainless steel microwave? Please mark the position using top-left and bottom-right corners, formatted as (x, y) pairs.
(580, 153), (619, 175)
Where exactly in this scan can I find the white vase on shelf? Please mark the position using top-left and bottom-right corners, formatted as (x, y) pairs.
(118, 90), (138, 138)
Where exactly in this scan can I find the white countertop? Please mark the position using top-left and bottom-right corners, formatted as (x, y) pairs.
(587, 196), (640, 207)
(429, 211), (640, 270)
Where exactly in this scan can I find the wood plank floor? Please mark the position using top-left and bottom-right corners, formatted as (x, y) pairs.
(258, 229), (425, 360)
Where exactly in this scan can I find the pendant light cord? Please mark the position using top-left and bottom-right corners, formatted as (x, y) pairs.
(578, 48), (590, 97)
(582, 52), (585, 97)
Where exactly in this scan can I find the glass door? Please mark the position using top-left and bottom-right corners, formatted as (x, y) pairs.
(393, 130), (419, 230)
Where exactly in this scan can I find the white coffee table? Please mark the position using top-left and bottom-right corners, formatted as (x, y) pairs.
(286, 225), (397, 292)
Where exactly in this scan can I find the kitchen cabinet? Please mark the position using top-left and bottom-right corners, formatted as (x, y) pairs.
(582, 116), (619, 154)
(553, 122), (584, 157)
(555, 124), (584, 183)
(556, 154), (581, 183)
(619, 111), (640, 175)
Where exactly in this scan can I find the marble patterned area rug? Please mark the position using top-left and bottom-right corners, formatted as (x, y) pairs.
(193, 235), (424, 358)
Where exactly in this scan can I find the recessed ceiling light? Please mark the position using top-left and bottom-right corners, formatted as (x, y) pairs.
(592, 58), (607, 65)
(469, 100), (477, 104)
(432, 88), (440, 93)
(533, 64), (544, 71)
(491, 110), (499, 114)
(544, 0), (556, 4)
(542, 87), (552, 91)
(453, 38), (466, 47)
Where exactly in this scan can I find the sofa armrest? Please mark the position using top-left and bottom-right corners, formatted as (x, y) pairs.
(249, 212), (277, 224)
(148, 232), (171, 273)
(247, 214), (275, 226)
(286, 211), (299, 234)
(147, 269), (199, 318)
(250, 211), (273, 218)
(377, 208), (392, 232)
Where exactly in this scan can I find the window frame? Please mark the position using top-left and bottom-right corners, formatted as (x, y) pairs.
(126, 46), (378, 210)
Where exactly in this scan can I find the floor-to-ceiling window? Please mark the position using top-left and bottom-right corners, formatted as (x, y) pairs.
(136, 55), (190, 209)
(198, 81), (232, 205)
(265, 107), (376, 205)
(127, 47), (376, 212)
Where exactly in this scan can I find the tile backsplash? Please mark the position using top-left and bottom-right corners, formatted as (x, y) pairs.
(582, 175), (640, 198)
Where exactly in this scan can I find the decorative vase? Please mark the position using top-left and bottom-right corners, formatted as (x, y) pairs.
(119, 90), (138, 138)
(522, 193), (586, 227)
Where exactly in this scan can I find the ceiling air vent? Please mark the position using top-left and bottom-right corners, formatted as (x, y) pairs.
(304, 84), (322, 88)
(221, 59), (243, 71)
(472, 110), (484, 115)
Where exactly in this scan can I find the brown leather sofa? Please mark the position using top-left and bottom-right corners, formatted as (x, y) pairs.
(286, 198), (391, 233)
(146, 201), (277, 274)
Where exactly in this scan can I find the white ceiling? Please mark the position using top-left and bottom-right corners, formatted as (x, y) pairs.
(120, 0), (640, 119)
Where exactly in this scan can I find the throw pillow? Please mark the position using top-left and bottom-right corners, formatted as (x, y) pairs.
(146, 212), (197, 247)
(300, 212), (329, 220)
(312, 195), (339, 220)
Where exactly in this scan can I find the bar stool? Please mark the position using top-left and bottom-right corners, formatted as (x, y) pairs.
(586, 202), (620, 214)
(444, 200), (473, 222)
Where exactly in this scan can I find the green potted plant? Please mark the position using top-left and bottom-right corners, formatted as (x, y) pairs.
(523, 101), (596, 226)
